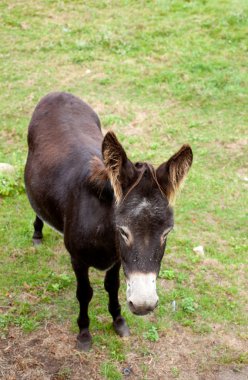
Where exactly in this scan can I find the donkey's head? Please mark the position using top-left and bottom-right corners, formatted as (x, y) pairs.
(102, 132), (193, 316)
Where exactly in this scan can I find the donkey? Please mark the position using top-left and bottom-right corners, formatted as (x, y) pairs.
(24, 92), (193, 351)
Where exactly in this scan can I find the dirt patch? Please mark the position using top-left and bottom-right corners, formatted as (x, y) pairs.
(124, 111), (148, 136)
(210, 140), (248, 155)
(0, 323), (104, 380)
(237, 168), (248, 178)
(127, 325), (248, 380)
(0, 130), (17, 146)
(0, 323), (247, 380)
(216, 367), (248, 380)
(224, 140), (248, 153)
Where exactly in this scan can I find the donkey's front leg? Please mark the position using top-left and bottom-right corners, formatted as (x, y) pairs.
(104, 261), (130, 337)
(71, 260), (93, 351)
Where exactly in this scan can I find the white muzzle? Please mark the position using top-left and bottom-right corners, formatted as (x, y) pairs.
(126, 272), (158, 315)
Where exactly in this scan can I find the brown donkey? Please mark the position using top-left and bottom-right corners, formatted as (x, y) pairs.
(25, 92), (193, 350)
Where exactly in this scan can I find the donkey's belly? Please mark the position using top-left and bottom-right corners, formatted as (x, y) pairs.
(92, 253), (119, 271)
(26, 185), (64, 234)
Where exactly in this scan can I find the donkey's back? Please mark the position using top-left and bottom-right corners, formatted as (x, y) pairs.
(24, 92), (104, 233)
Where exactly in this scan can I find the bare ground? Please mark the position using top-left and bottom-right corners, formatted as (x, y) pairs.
(0, 323), (247, 380)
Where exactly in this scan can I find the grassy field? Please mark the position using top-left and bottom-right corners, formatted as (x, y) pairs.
(0, 0), (247, 379)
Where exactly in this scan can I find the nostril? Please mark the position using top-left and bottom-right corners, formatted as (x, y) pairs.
(128, 301), (134, 309)
(146, 305), (154, 312)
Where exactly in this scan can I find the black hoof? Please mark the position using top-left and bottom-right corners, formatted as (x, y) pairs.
(32, 238), (42, 246)
(113, 316), (130, 337)
(76, 329), (92, 352)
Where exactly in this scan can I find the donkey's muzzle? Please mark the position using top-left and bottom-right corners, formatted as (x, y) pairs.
(126, 272), (158, 316)
(128, 299), (158, 316)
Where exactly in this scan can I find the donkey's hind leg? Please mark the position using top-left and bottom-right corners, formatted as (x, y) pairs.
(32, 215), (44, 245)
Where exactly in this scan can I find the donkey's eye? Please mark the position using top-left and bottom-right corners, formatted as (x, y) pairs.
(161, 227), (173, 244)
(118, 226), (132, 245)
(120, 228), (129, 239)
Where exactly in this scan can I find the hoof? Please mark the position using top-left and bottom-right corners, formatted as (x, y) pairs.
(113, 316), (130, 338)
(76, 329), (92, 352)
(32, 238), (42, 246)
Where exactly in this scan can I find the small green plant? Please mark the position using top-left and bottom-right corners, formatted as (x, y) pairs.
(47, 273), (72, 292)
(0, 314), (12, 330)
(15, 316), (40, 332)
(56, 367), (72, 379)
(143, 325), (159, 342)
(0, 173), (21, 196)
(181, 297), (197, 314)
(160, 269), (175, 280)
(171, 366), (180, 378)
(176, 272), (188, 284)
(0, 314), (39, 332)
(100, 362), (122, 380)
(0, 163), (24, 196)
(107, 337), (126, 362)
(110, 349), (125, 362)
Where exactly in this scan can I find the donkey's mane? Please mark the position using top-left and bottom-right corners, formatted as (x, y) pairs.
(122, 163), (167, 203)
(89, 156), (167, 203)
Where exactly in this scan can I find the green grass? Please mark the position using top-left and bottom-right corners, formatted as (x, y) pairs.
(0, 0), (248, 378)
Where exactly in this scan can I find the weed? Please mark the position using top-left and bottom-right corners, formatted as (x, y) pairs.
(143, 326), (159, 342)
(55, 367), (72, 380)
(176, 272), (188, 284)
(47, 273), (73, 293)
(181, 297), (197, 314)
(0, 170), (24, 196)
(100, 362), (122, 380)
(0, 314), (39, 332)
(159, 269), (176, 280)
(171, 366), (180, 378)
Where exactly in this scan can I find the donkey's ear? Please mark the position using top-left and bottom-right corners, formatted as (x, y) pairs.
(156, 144), (193, 204)
(102, 131), (135, 203)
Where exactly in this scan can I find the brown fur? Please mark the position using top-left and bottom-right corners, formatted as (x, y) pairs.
(156, 144), (193, 205)
(166, 144), (192, 204)
(89, 156), (109, 191)
(102, 131), (127, 204)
